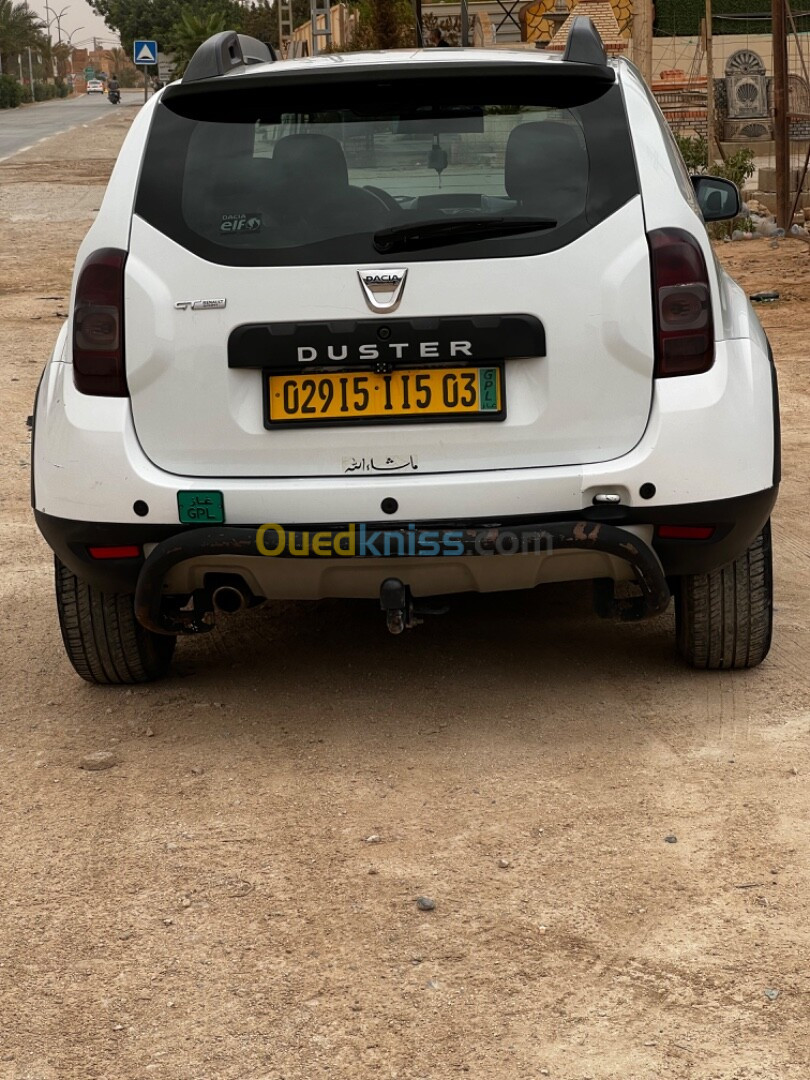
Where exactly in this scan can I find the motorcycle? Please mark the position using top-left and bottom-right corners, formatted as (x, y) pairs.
(108, 88), (120, 104)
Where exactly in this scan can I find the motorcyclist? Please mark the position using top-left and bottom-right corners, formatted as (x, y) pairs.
(107, 75), (120, 102)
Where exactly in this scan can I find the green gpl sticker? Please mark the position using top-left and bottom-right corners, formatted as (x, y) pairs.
(477, 367), (500, 412)
(178, 491), (225, 524)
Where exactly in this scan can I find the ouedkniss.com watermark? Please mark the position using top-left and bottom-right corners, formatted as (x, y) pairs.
(255, 523), (559, 558)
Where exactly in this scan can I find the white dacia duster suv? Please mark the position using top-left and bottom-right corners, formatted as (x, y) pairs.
(32, 21), (780, 683)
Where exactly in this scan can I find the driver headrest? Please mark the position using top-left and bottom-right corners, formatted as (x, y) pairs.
(273, 134), (349, 191)
(504, 121), (588, 215)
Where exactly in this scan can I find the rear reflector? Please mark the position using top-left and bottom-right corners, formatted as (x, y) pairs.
(73, 248), (128, 397)
(87, 545), (142, 560)
(656, 525), (715, 540)
(648, 228), (714, 378)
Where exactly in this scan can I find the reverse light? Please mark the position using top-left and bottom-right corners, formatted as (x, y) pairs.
(656, 525), (715, 541)
(88, 545), (141, 560)
(648, 229), (714, 378)
(72, 248), (128, 396)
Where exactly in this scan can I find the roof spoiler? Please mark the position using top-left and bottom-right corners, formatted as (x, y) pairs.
(562, 16), (610, 68)
(183, 31), (276, 83)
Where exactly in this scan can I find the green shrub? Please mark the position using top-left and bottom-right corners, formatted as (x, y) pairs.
(675, 133), (708, 173)
(675, 134), (756, 189)
(0, 74), (25, 109)
(32, 82), (59, 102)
(709, 147), (757, 190)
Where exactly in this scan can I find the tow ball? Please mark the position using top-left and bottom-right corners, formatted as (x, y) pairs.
(379, 578), (447, 635)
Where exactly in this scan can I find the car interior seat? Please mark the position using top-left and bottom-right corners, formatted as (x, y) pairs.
(504, 120), (589, 225)
(272, 133), (389, 241)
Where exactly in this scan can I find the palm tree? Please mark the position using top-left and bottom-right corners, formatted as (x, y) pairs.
(171, 10), (229, 73)
(104, 46), (125, 72)
(52, 40), (71, 79)
(37, 32), (55, 80)
(0, 0), (44, 76)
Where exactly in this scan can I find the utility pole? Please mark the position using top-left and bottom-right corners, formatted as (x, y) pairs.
(787, 0), (810, 221)
(772, 0), (791, 229)
(277, 0), (293, 57)
(460, 0), (469, 46)
(704, 0), (721, 164)
(413, 0), (423, 46)
(309, 0), (332, 54)
(632, 0), (652, 85)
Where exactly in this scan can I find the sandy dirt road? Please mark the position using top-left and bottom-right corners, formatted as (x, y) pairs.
(0, 110), (808, 1080)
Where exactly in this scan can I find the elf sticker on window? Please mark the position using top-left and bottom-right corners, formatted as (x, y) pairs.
(220, 213), (262, 233)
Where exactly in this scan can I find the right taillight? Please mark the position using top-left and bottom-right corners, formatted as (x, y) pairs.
(648, 228), (714, 378)
(72, 248), (128, 396)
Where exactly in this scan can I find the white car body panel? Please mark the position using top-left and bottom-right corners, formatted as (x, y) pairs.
(124, 200), (655, 477)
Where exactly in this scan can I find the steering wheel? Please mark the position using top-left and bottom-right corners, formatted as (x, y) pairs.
(363, 185), (402, 214)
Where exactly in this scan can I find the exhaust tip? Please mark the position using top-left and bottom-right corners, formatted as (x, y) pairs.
(211, 585), (246, 614)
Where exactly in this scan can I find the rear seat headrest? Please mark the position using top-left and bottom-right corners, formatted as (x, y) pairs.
(273, 134), (349, 191)
(505, 121), (588, 214)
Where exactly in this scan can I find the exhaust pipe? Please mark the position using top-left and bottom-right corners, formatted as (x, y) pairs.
(211, 584), (247, 614)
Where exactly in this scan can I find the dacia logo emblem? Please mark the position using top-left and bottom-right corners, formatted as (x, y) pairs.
(357, 267), (407, 313)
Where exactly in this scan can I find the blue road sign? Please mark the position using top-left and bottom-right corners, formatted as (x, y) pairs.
(133, 40), (158, 66)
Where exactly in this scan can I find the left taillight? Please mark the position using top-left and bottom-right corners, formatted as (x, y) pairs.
(72, 248), (128, 396)
(648, 228), (714, 378)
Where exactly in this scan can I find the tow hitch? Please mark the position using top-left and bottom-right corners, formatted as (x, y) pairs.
(379, 578), (447, 634)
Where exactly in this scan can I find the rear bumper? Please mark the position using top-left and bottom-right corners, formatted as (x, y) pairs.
(132, 519), (673, 634)
(35, 485), (776, 624)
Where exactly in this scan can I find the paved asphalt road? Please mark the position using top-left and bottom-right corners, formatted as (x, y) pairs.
(0, 90), (141, 162)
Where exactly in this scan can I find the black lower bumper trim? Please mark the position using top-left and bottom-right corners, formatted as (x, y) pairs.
(34, 485), (777, 611)
(133, 520), (672, 635)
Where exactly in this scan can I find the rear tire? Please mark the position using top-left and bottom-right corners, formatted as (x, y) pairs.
(675, 521), (773, 669)
(55, 557), (176, 685)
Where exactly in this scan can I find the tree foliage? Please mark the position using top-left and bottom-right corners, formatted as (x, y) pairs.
(345, 0), (417, 50)
(171, 10), (229, 70)
(87, 0), (314, 61)
(240, 0), (311, 48)
(88, 0), (418, 63)
(0, 0), (45, 73)
(238, 0), (277, 44)
(86, 0), (242, 58)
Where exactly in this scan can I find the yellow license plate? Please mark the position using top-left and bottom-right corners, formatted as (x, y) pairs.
(266, 366), (503, 426)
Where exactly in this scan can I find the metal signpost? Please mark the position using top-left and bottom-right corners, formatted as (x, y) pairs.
(133, 39), (158, 104)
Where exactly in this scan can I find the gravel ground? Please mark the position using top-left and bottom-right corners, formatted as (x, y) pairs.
(1, 108), (808, 1080)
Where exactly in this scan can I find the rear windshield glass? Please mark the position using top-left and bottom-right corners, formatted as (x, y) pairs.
(136, 70), (638, 266)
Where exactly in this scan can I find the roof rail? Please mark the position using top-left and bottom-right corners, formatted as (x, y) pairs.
(182, 31), (276, 84)
(562, 16), (609, 68)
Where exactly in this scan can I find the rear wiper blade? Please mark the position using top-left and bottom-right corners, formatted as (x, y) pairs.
(372, 216), (557, 254)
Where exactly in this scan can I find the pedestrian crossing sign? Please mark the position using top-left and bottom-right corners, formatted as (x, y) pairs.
(133, 40), (158, 66)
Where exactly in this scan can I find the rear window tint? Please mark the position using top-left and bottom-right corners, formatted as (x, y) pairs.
(136, 71), (638, 266)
